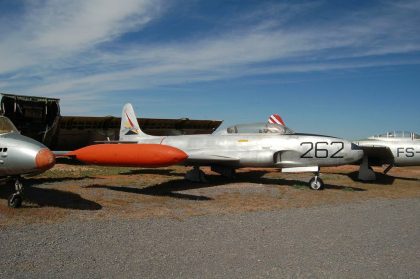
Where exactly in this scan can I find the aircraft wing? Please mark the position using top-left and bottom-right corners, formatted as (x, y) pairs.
(186, 151), (239, 165)
(358, 145), (394, 166)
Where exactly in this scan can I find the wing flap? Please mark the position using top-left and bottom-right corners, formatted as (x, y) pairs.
(186, 151), (239, 165)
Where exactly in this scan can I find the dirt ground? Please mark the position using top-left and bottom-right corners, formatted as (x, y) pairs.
(0, 164), (419, 226)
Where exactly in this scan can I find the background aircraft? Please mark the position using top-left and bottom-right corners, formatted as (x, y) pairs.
(354, 131), (420, 181)
(118, 104), (363, 190)
(0, 116), (55, 208)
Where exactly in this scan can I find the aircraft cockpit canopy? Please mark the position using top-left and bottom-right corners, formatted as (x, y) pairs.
(225, 123), (294, 135)
(0, 116), (18, 134)
(373, 131), (420, 139)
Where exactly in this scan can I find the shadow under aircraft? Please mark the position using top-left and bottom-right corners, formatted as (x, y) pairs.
(86, 170), (365, 202)
(0, 180), (102, 210)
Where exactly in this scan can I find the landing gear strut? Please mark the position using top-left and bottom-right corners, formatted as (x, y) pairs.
(358, 155), (376, 181)
(309, 174), (324, 190)
(211, 165), (236, 179)
(384, 164), (393, 175)
(8, 177), (24, 208)
(185, 166), (208, 183)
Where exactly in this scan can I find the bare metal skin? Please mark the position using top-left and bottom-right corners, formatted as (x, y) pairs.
(0, 116), (55, 207)
(355, 131), (420, 180)
(119, 104), (364, 190)
(137, 133), (362, 169)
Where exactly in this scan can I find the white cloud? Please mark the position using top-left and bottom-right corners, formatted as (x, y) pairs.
(28, 0), (157, 51)
(1, 1), (420, 113)
(0, 0), (161, 73)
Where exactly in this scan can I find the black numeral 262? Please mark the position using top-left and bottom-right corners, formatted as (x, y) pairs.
(300, 142), (344, 159)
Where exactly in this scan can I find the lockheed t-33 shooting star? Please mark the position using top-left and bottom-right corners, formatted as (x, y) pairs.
(118, 104), (364, 190)
(0, 116), (55, 207)
(355, 131), (420, 181)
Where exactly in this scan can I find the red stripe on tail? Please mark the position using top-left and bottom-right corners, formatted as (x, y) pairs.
(269, 114), (285, 126)
(125, 112), (135, 128)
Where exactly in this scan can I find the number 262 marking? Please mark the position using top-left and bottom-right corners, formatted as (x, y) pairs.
(300, 142), (344, 159)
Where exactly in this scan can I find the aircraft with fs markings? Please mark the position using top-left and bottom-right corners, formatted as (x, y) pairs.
(118, 104), (364, 190)
(0, 116), (55, 208)
(354, 131), (420, 181)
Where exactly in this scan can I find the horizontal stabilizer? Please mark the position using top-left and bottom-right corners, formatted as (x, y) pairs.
(282, 166), (319, 173)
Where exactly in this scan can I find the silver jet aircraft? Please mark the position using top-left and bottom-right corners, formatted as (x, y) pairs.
(354, 131), (420, 181)
(119, 104), (364, 190)
(0, 116), (55, 207)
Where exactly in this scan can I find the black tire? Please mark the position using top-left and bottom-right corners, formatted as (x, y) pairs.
(309, 177), (325, 190)
(8, 194), (23, 208)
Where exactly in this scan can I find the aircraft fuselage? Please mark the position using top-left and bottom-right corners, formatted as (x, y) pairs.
(0, 133), (55, 177)
(356, 139), (420, 166)
(137, 133), (363, 168)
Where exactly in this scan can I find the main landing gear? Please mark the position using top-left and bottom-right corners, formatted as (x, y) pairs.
(309, 174), (324, 190)
(185, 166), (208, 183)
(185, 166), (237, 183)
(358, 155), (376, 181)
(8, 177), (24, 208)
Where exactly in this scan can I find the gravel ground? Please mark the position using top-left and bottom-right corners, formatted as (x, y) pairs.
(1, 197), (419, 278)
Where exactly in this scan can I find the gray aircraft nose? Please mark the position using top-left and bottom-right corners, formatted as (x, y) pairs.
(35, 148), (55, 170)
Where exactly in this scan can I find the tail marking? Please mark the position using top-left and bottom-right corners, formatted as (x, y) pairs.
(124, 112), (139, 135)
(268, 114), (285, 126)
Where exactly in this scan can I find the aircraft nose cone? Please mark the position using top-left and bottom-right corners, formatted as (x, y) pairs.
(35, 148), (55, 170)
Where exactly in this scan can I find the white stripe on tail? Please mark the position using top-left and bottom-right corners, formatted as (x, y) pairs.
(268, 114), (285, 126)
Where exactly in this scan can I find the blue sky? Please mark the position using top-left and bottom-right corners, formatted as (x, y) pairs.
(0, 0), (419, 139)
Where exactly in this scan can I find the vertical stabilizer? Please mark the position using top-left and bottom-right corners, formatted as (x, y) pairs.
(268, 114), (285, 126)
(120, 103), (148, 141)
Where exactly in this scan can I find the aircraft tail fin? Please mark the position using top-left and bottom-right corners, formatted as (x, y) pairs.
(268, 114), (285, 126)
(120, 103), (148, 141)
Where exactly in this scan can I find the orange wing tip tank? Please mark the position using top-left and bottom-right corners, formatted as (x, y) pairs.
(66, 144), (188, 167)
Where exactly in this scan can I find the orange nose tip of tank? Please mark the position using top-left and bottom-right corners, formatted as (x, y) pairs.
(35, 148), (55, 170)
(166, 146), (188, 165)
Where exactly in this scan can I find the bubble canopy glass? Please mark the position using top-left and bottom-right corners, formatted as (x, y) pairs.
(373, 131), (419, 139)
(225, 123), (294, 135)
(0, 116), (18, 134)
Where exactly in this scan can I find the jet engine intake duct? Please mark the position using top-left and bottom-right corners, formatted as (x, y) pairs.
(274, 150), (311, 168)
(238, 150), (275, 167)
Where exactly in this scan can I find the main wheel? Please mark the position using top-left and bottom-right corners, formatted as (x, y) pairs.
(309, 177), (324, 190)
(8, 194), (23, 208)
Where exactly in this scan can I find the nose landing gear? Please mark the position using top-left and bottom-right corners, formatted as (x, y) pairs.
(8, 177), (24, 208)
(309, 174), (324, 190)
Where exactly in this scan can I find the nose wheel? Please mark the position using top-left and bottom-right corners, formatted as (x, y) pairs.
(8, 178), (24, 208)
(309, 175), (324, 190)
